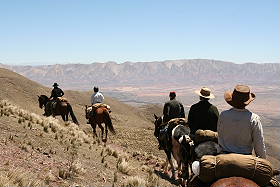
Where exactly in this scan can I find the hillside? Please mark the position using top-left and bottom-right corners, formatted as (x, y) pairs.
(0, 68), (171, 186)
(1, 59), (280, 90)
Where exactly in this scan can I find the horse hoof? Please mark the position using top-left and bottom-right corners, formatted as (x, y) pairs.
(180, 179), (187, 187)
(163, 170), (169, 176)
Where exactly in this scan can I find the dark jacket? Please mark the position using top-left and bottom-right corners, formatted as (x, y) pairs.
(188, 100), (219, 134)
(163, 99), (185, 123)
(50, 87), (64, 99)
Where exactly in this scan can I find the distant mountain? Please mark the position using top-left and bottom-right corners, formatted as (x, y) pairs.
(1, 59), (279, 90)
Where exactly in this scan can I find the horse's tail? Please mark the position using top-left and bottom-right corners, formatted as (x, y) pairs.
(104, 109), (115, 134)
(67, 103), (79, 125)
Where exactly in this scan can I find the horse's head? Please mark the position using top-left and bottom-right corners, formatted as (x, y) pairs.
(178, 134), (195, 181)
(38, 95), (49, 109)
(85, 105), (92, 119)
(179, 135), (195, 164)
(153, 114), (164, 138)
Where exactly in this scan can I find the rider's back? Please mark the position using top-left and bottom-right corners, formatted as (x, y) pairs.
(91, 92), (104, 104)
(164, 99), (184, 121)
(51, 87), (64, 98)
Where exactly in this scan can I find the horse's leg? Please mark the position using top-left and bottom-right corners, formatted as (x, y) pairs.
(61, 115), (66, 121)
(98, 124), (104, 141)
(169, 156), (176, 180)
(177, 160), (182, 177)
(164, 149), (175, 178)
(91, 123), (97, 137)
(104, 124), (108, 142)
(164, 157), (169, 174)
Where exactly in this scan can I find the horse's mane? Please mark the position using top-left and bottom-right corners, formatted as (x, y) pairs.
(40, 95), (49, 99)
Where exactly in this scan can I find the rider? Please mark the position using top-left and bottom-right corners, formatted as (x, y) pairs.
(88, 86), (105, 123)
(188, 87), (219, 135)
(163, 91), (185, 123)
(158, 91), (185, 149)
(218, 85), (266, 158)
(91, 86), (104, 105)
(49, 83), (64, 115)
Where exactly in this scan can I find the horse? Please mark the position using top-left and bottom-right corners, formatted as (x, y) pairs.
(153, 114), (195, 185)
(85, 105), (115, 142)
(38, 95), (79, 124)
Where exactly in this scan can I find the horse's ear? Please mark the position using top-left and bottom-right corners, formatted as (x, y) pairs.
(37, 95), (40, 98)
(154, 114), (158, 119)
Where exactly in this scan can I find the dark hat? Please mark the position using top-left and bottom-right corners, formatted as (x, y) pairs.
(93, 86), (99, 92)
(53, 83), (59, 87)
(169, 91), (176, 97)
(224, 85), (256, 108)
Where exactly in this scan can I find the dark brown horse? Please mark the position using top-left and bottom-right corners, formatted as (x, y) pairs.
(38, 95), (79, 124)
(85, 105), (115, 142)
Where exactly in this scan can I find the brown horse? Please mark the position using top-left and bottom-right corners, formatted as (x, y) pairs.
(85, 105), (115, 142)
(38, 95), (79, 124)
(211, 177), (259, 187)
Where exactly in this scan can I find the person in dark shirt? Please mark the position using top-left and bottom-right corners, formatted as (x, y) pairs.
(188, 87), (219, 135)
(163, 91), (185, 123)
(48, 83), (64, 115)
(50, 83), (64, 99)
(157, 92), (185, 150)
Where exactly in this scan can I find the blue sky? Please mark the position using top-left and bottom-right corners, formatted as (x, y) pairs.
(0, 0), (279, 65)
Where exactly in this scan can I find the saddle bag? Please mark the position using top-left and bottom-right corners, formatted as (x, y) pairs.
(92, 103), (111, 112)
(194, 129), (218, 144)
(199, 153), (274, 186)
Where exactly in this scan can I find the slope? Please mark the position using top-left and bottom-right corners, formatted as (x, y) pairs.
(0, 68), (171, 186)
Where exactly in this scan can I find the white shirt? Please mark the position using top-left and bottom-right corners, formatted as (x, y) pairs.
(218, 108), (266, 159)
(91, 92), (104, 104)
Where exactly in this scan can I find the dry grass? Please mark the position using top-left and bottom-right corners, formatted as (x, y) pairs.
(122, 176), (146, 187)
(0, 168), (43, 187)
(0, 100), (90, 147)
(117, 158), (131, 175)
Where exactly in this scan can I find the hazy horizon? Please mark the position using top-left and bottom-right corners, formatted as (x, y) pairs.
(1, 58), (279, 66)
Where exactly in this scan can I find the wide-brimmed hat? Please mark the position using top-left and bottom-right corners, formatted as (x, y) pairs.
(195, 87), (215, 99)
(53, 83), (59, 87)
(224, 85), (255, 108)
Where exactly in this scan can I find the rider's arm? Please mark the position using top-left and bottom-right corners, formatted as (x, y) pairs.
(100, 93), (104, 102)
(162, 103), (169, 122)
(91, 94), (95, 105)
(50, 89), (54, 98)
(163, 103), (168, 116)
(252, 114), (266, 159)
(180, 103), (185, 118)
(187, 106), (195, 134)
(210, 105), (219, 132)
(60, 89), (64, 97)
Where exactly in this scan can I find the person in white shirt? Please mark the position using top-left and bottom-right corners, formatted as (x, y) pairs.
(91, 86), (104, 105)
(218, 85), (266, 159)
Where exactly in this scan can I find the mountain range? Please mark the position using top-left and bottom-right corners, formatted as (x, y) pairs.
(1, 59), (279, 90)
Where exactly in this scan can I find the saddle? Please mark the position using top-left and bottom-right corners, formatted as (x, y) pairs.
(86, 104), (111, 119)
(158, 118), (189, 150)
(57, 97), (68, 103)
(92, 103), (111, 111)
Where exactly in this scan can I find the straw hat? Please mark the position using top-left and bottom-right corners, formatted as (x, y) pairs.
(195, 87), (215, 99)
(224, 85), (255, 108)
